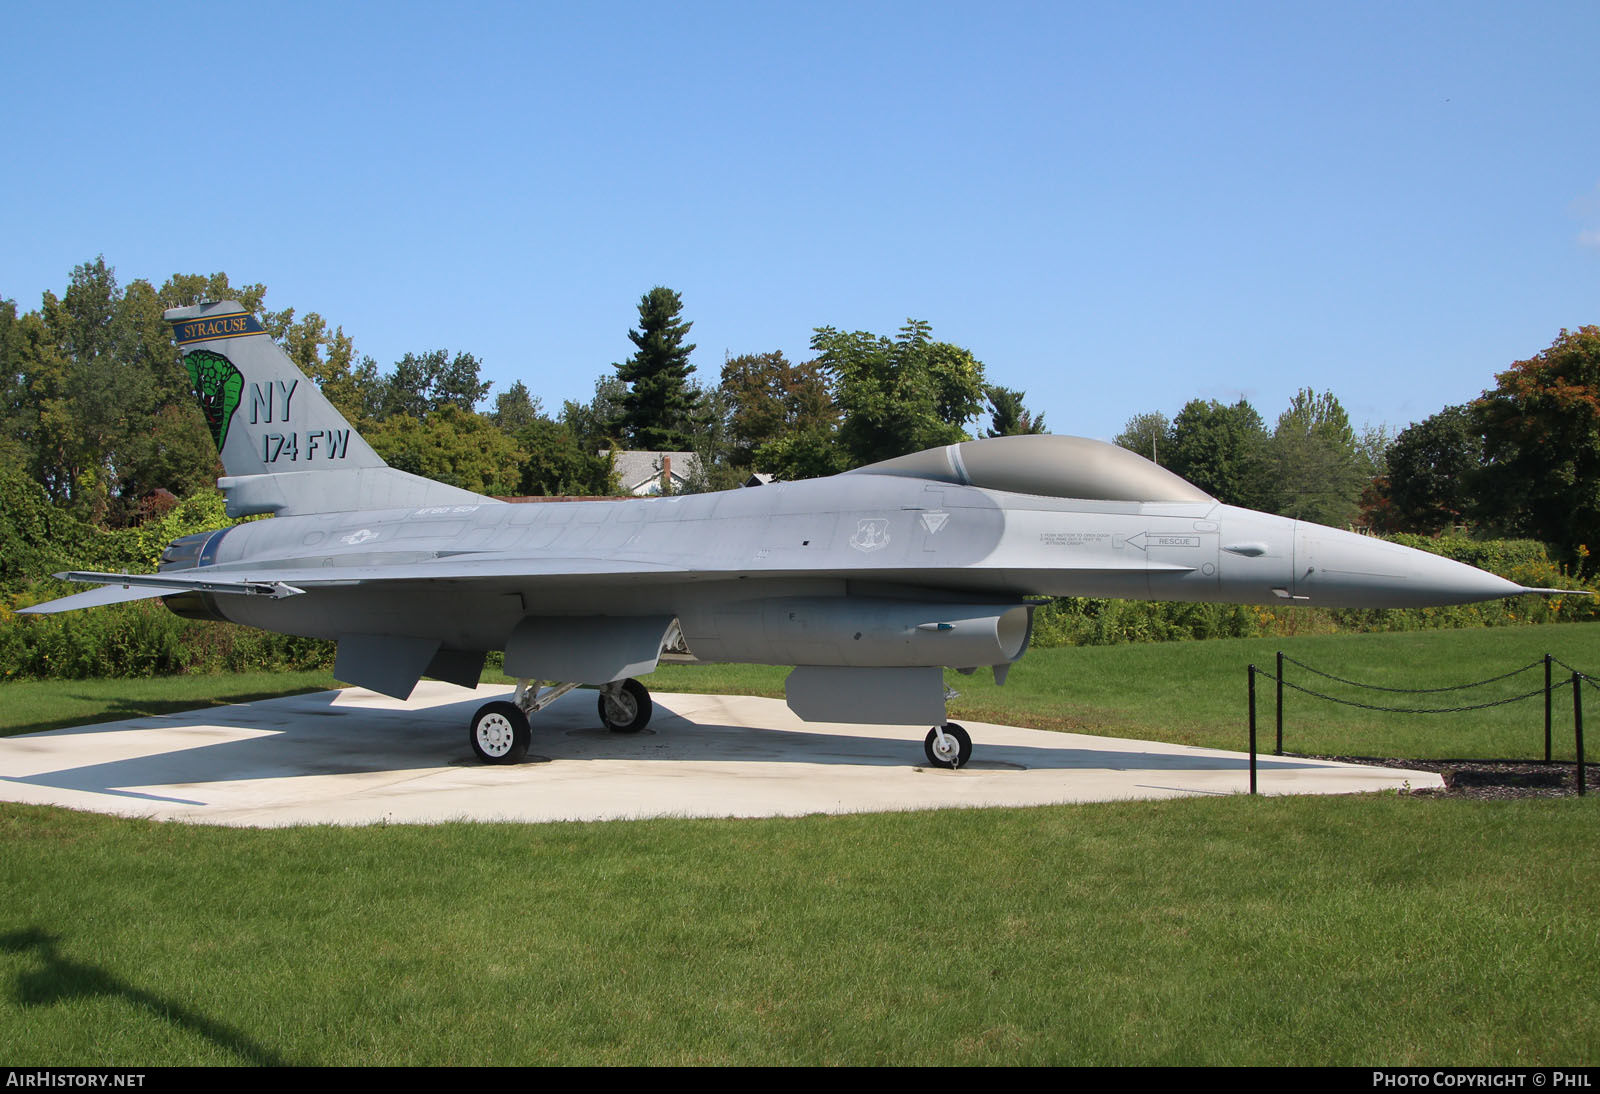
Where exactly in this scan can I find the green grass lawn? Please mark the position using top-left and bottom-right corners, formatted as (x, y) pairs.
(1, 623), (1597, 1064)
(1, 795), (1596, 1065)
(0, 671), (342, 738)
(4, 623), (1596, 759)
(546, 622), (1600, 760)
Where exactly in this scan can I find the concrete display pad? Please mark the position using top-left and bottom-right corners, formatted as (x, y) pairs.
(0, 683), (1442, 826)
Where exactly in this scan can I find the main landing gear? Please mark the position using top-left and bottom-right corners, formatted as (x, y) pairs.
(597, 678), (652, 734)
(467, 677), (656, 764)
(467, 676), (968, 769)
(923, 723), (972, 769)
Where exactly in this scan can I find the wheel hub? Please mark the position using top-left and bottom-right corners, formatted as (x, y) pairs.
(603, 692), (637, 724)
(475, 714), (514, 757)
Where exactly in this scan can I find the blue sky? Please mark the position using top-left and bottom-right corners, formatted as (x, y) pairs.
(3, 1), (1597, 442)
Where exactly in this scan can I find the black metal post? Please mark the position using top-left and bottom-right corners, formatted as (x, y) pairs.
(1248, 664), (1258, 796)
(1275, 650), (1285, 755)
(1574, 672), (1586, 798)
(1545, 653), (1553, 763)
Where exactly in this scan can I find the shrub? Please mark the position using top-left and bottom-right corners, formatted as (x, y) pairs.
(1025, 536), (1598, 649)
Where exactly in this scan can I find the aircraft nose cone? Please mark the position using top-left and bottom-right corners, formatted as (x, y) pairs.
(1294, 522), (1525, 608)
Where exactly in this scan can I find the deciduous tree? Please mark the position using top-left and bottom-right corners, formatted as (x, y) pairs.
(1268, 388), (1366, 526)
(812, 319), (986, 468)
(363, 405), (522, 495)
(1474, 326), (1600, 559)
(491, 380), (542, 433)
(720, 350), (839, 473)
(7, 259), (220, 521)
(1165, 398), (1271, 508)
(561, 374), (628, 453)
(511, 418), (617, 496)
(1376, 406), (1480, 533)
(1113, 410), (1171, 465)
(376, 350), (491, 420)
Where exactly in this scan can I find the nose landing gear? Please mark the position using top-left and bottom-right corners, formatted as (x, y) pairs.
(923, 723), (972, 769)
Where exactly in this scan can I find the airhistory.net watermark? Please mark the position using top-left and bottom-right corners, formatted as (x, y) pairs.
(4, 1073), (145, 1088)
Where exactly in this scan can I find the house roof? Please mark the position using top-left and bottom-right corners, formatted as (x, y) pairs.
(607, 450), (702, 495)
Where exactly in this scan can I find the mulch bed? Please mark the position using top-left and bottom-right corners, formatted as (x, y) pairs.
(1305, 755), (1591, 800)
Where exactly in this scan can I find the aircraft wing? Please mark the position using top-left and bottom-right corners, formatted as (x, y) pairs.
(17, 555), (692, 614)
(19, 549), (1193, 616)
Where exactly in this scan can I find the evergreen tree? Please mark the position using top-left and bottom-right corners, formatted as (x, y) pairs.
(615, 286), (697, 450)
(984, 385), (1046, 437)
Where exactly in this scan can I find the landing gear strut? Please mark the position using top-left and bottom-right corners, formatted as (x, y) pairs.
(924, 723), (973, 769)
(466, 677), (656, 763)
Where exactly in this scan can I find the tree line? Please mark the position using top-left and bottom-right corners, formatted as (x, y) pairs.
(0, 261), (1046, 521)
(1112, 392), (1390, 529)
(1113, 327), (1600, 565)
(4, 257), (1598, 571)
(553, 287), (1046, 490)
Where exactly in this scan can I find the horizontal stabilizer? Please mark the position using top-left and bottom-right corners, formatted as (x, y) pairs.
(51, 572), (305, 599)
(16, 584), (171, 615)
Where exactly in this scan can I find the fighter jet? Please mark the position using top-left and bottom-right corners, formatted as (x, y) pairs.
(22, 300), (1550, 768)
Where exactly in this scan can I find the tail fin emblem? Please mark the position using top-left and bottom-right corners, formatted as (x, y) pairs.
(184, 349), (244, 451)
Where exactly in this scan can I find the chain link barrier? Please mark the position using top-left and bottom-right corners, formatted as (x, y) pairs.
(1249, 652), (1589, 796)
(1275, 652), (1546, 695)
(1551, 656), (1600, 692)
(1266, 671), (1565, 715)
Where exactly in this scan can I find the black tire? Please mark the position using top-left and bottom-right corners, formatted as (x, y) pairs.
(923, 723), (973, 769)
(469, 701), (531, 764)
(598, 678), (653, 734)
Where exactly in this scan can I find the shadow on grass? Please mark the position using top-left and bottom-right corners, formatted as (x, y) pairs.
(0, 927), (289, 1066)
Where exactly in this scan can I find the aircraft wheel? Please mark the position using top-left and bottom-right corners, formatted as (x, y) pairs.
(923, 723), (973, 769)
(469, 701), (531, 764)
(598, 678), (652, 734)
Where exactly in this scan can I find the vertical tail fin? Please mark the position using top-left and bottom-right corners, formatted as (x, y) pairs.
(166, 300), (385, 478)
(165, 300), (495, 516)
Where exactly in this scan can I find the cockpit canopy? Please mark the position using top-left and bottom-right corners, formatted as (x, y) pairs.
(849, 434), (1214, 503)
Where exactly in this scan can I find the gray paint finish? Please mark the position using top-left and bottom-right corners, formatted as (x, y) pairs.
(24, 299), (1539, 731)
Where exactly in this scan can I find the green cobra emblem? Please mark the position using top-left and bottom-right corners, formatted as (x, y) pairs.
(184, 350), (245, 451)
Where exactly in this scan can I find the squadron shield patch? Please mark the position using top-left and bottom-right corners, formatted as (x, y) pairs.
(184, 349), (245, 451)
(849, 518), (892, 552)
